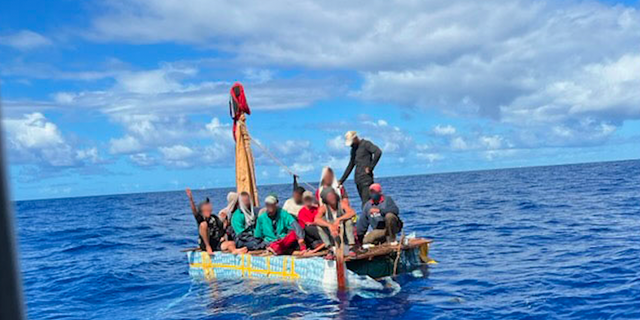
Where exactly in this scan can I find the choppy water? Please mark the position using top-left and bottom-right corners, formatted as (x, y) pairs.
(15, 160), (640, 319)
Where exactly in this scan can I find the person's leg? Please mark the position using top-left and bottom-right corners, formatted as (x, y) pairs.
(384, 213), (401, 243)
(238, 236), (267, 251)
(221, 240), (248, 254)
(363, 229), (386, 244)
(342, 219), (356, 246)
(356, 179), (373, 207)
(304, 225), (323, 248)
(316, 225), (334, 246)
(220, 240), (234, 252)
(269, 231), (298, 255)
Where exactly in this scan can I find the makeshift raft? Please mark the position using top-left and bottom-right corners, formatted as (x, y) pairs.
(186, 84), (435, 294)
(186, 238), (433, 292)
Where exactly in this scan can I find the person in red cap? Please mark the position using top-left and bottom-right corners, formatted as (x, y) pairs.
(356, 183), (402, 244)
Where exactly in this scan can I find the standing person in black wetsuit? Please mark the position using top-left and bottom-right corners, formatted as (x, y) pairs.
(338, 131), (383, 206)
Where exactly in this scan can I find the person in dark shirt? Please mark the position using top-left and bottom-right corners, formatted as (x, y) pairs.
(339, 131), (382, 206)
(186, 189), (247, 255)
(356, 183), (402, 244)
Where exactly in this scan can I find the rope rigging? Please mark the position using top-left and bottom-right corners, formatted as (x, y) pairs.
(250, 137), (317, 192)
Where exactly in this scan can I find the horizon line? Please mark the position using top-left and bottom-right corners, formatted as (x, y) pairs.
(13, 157), (639, 203)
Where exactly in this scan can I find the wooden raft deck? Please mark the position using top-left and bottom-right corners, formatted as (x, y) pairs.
(183, 238), (432, 261)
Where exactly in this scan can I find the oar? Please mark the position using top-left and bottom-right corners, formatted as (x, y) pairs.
(335, 224), (347, 291)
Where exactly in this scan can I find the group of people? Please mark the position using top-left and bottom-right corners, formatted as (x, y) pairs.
(186, 131), (402, 258)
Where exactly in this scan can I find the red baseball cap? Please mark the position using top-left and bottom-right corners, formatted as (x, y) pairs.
(369, 183), (382, 193)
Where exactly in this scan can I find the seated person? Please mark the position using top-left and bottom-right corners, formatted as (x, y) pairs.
(356, 183), (402, 244)
(255, 195), (307, 255)
(219, 191), (238, 239)
(231, 192), (267, 251)
(314, 188), (357, 257)
(283, 176), (305, 217)
(297, 191), (326, 251)
(185, 189), (246, 254)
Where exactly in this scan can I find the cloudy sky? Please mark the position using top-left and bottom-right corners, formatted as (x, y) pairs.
(1, 0), (639, 200)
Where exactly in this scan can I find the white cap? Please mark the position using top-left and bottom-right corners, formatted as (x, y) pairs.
(265, 195), (278, 205)
(345, 131), (358, 147)
(302, 190), (314, 199)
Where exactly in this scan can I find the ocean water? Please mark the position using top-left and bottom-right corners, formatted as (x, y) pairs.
(14, 160), (640, 319)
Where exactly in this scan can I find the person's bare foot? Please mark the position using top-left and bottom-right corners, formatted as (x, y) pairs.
(233, 247), (248, 254)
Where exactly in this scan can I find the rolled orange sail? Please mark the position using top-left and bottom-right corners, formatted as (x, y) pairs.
(230, 83), (259, 206)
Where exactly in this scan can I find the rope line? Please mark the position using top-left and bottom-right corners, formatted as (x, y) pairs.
(250, 137), (317, 192)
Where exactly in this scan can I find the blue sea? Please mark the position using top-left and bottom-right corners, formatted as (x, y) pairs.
(14, 160), (640, 319)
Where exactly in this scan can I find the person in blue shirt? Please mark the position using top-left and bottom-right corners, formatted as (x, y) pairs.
(356, 183), (402, 244)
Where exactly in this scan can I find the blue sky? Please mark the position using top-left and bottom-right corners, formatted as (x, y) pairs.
(1, 0), (639, 200)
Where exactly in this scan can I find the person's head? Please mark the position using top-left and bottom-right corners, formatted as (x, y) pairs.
(321, 188), (339, 208)
(321, 167), (335, 186)
(240, 191), (252, 208)
(369, 183), (383, 203)
(293, 186), (305, 204)
(264, 194), (279, 215)
(302, 191), (314, 208)
(198, 198), (213, 218)
(344, 131), (359, 147)
(226, 192), (239, 212)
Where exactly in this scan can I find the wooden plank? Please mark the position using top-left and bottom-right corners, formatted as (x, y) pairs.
(181, 238), (432, 260)
(347, 238), (432, 261)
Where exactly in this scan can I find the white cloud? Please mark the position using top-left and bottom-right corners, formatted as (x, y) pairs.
(289, 163), (315, 174)
(326, 135), (347, 155)
(4, 113), (64, 148)
(0, 30), (52, 50)
(273, 140), (311, 156)
(479, 135), (503, 150)
(433, 125), (457, 136)
(2, 113), (98, 168)
(32, 62), (335, 120)
(360, 118), (414, 155)
(83, 0), (640, 146)
(109, 135), (143, 154)
(243, 68), (274, 84)
(129, 153), (155, 166)
(159, 145), (194, 160)
(76, 147), (101, 164)
(450, 137), (469, 150)
(417, 153), (443, 163)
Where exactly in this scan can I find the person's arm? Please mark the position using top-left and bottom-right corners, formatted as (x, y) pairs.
(286, 214), (307, 251)
(253, 215), (264, 239)
(292, 175), (299, 192)
(356, 209), (370, 237)
(335, 203), (356, 224)
(365, 141), (382, 172)
(339, 149), (356, 185)
(199, 221), (213, 254)
(382, 196), (399, 215)
(284, 212), (305, 239)
(186, 189), (198, 218)
(313, 207), (332, 228)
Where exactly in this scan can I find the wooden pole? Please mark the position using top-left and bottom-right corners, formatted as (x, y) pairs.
(335, 223), (347, 291)
(393, 232), (406, 276)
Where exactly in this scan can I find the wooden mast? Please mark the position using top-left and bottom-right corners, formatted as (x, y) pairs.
(235, 114), (259, 206)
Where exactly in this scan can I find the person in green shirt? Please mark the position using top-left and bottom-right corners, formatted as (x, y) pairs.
(255, 194), (307, 255)
(231, 192), (267, 251)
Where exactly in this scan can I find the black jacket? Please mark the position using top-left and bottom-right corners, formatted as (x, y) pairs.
(339, 139), (382, 184)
